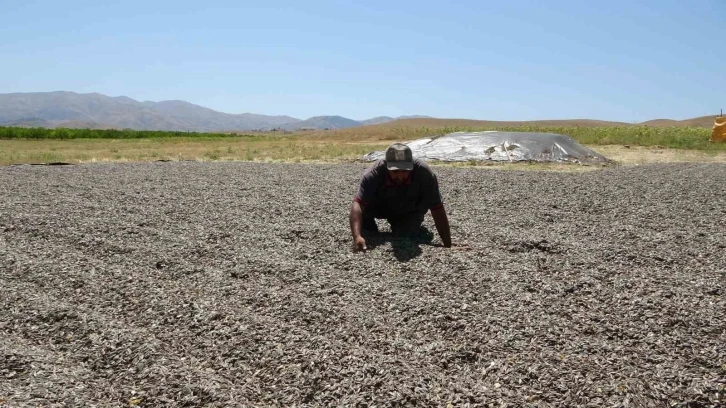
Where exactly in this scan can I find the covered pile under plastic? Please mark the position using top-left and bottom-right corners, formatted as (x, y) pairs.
(362, 131), (609, 164)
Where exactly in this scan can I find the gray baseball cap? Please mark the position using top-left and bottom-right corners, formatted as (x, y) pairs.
(385, 143), (414, 171)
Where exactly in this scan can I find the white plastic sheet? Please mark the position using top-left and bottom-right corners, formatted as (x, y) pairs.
(363, 131), (609, 164)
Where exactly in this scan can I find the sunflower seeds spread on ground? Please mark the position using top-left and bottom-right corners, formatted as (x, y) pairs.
(1, 161), (724, 407)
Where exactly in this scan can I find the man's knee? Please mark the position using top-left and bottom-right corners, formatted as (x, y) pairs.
(362, 215), (379, 233)
(390, 213), (425, 236)
(361, 206), (382, 233)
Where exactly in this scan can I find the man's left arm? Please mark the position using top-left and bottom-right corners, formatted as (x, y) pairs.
(421, 166), (452, 248)
(430, 205), (452, 248)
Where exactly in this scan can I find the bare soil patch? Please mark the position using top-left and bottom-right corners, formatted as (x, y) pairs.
(590, 145), (726, 165)
(1, 162), (724, 406)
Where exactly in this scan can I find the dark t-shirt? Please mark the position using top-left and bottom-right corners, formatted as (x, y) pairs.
(354, 159), (444, 216)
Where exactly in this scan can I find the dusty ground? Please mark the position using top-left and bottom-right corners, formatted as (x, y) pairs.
(589, 145), (726, 165)
(1, 162), (724, 407)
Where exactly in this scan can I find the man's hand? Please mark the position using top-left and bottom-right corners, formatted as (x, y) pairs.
(353, 236), (367, 252)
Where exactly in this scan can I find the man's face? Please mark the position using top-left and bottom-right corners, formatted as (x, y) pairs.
(389, 169), (410, 185)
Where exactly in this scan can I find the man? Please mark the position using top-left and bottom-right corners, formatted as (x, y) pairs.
(349, 143), (452, 252)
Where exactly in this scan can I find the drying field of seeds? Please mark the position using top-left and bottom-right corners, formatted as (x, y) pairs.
(1, 161), (724, 407)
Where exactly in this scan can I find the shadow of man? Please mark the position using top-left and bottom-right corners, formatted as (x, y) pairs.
(363, 226), (434, 262)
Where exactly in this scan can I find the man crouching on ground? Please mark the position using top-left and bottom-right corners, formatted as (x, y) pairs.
(349, 143), (452, 252)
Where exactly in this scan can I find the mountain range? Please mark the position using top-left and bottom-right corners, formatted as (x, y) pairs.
(0, 91), (717, 132)
(0, 91), (429, 132)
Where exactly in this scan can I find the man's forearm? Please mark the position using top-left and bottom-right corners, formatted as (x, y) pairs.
(431, 206), (452, 247)
(349, 201), (364, 238)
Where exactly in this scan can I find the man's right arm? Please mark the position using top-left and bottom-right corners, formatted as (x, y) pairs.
(350, 161), (382, 252)
(349, 200), (367, 251)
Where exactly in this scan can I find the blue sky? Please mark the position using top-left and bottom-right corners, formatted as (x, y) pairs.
(1, 0), (723, 122)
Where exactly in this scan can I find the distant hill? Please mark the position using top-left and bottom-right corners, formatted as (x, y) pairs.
(640, 116), (715, 128)
(275, 115), (436, 130)
(0, 91), (717, 132)
(0, 91), (432, 132)
(278, 114), (439, 130)
(0, 92), (311, 131)
(360, 116), (395, 126)
(0, 91), (307, 131)
(0, 92), (183, 130)
(143, 100), (300, 130)
(360, 115), (432, 126)
(373, 116), (719, 129)
(281, 115), (361, 130)
(377, 118), (633, 128)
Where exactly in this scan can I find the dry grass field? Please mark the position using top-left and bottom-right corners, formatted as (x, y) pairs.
(2, 118), (724, 168)
(3, 137), (725, 169)
(0, 138), (392, 166)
